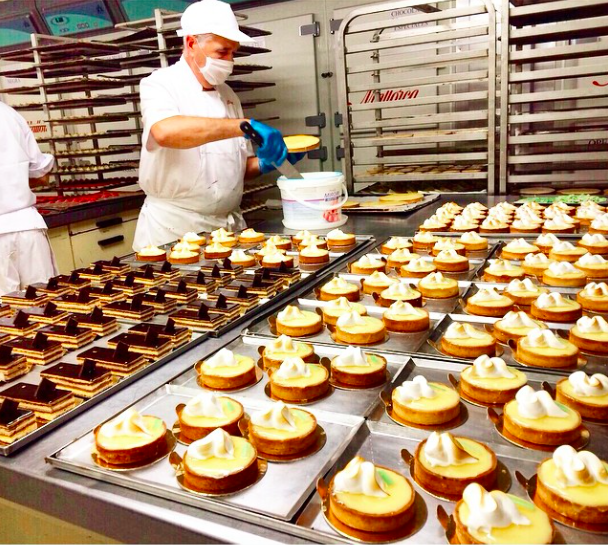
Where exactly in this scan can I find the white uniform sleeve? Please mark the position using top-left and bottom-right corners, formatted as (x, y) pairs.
(140, 75), (181, 151)
(15, 115), (54, 178)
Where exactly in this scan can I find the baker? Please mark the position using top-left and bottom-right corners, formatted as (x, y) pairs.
(133, 0), (302, 250)
(0, 101), (57, 295)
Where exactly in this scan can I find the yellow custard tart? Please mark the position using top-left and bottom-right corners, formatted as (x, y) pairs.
(321, 297), (367, 326)
(318, 277), (361, 302)
(503, 278), (548, 306)
(465, 287), (514, 318)
(460, 355), (527, 404)
(382, 301), (429, 333)
(275, 305), (323, 337)
(269, 357), (329, 402)
(417, 272), (459, 299)
(576, 281), (608, 312)
(493, 311), (547, 343)
(262, 335), (315, 368)
(516, 328), (580, 368)
(569, 315), (608, 354)
(556, 371), (608, 421)
(198, 348), (257, 390)
(334, 311), (387, 345)
(177, 392), (244, 440)
(440, 322), (497, 359)
(330, 346), (387, 387)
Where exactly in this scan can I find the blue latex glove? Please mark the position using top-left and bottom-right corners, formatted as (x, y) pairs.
(259, 152), (306, 175)
(248, 119), (288, 172)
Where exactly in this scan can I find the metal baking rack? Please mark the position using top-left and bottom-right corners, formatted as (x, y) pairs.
(373, 235), (500, 261)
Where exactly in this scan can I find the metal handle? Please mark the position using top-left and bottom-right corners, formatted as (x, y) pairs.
(240, 121), (263, 147)
(96, 217), (123, 229)
(98, 235), (124, 247)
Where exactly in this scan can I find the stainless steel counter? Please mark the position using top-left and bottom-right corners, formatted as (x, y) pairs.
(0, 194), (502, 544)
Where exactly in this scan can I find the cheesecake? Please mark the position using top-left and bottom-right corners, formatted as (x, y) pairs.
(275, 305), (323, 337)
(321, 297), (367, 326)
(542, 261), (586, 288)
(569, 315), (608, 354)
(417, 272), (459, 299)
(530, 292), (582, 322)
(382, 301), (430, 333)
(501, 239), (540, 261)
(556, 371), (608, 421)
(197, 348), (257, 390)
(493, 311), (546, 343)
(318, 277), (361, 302)
(177, 392), (244, 440)
(269, 357), (329, 402)
(330, 346), (387, 387)
(440, 322), (497, 359)
(576, 281), (608, 312)
(503, 278), (548, 306)
(460, 355), (527, 404)
(465, 287), (514, 318)
(516, 328), (579, 368)
(334, 311), (387, 345)
(483, 260), (525, 284)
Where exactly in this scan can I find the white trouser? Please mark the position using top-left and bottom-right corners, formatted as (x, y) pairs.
(0, 229), (58, 295)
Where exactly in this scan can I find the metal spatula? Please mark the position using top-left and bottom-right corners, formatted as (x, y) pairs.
(240, 121), (305, 180)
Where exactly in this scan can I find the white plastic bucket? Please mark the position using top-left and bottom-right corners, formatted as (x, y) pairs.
(277, 172), (348, 230)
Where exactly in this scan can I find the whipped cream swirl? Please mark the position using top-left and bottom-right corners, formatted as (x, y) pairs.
(515, 385), (569, 419)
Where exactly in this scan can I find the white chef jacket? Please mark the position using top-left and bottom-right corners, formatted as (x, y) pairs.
(0, 102), (54, 234)
(133, 56), (254, 251)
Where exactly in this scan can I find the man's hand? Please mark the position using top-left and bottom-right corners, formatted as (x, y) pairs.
(29, 172), (51, 189)
(248, 119), (288, 174)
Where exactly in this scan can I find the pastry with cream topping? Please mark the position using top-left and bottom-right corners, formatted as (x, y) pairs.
(576, 281), (608, 312)
(574, 252), (608, 278)
(326, 229), (356, 250)
(361, 271), (398, 295)
(542, 217), (576, 235)
(291, 230), (313, 245)
(94, 408), (167, 466)
(248, 401), (318, 456)
(434, 249), (469, 273)
(255, 241), (285, 261)
(548, 241), (587, 263)
(556, 371), (608, 420)
(228, 249), (256, 268)
(460, 355), (527, 404)
(386, 248), (419, 269)
(177, 392), (244, 440)
(493, 311), (547, 343)
(382, 301), (430, 333)
(501, 239), (540, 261)
(578, 233), (608, 255)
(264, 235), (292, 251)
(537, 445), (608, 524)
(330, 346), (387, 387)
(440, 322), (497, 359)
(535, 233), (561, 254)
(318, 277), (361, 302)
(262, 335), (315, 368)
(380, 236), (412, 255)
(210, 227), (235, 244)
(522, 253), (553, 277)
(268, 357), (329, 401)
(431, 238), (466, 257)
(182, 428), (258, 493)
(503, 278), (548, 306)
(483, 259), (525, 284)
(328, 456), (416, 532)
(399, 257), (437, 279)
(465, 287), (514, 318)
(459, 231), (488, 252)
(238, 228), (265, 244)
(503, 385), (582, 446)
(420, 217), (449, 232)
(569, 315), (608, 354)
(334, 311), (387, 345)
(349, 254), (386, 275)
(454, 483), (554, 544)
(516, 329), (579, 368)
(261, 251), (295, 269)
(298, 244), (330, 265)
(297, 234), (328, 251)
(418, 272), (459, 299)
(412, 231), (439, 252)
(181, 232), (206, 246)
(449, 215), (479, 233)
(589, 213), (608, 235)
(375, 282), (422, 308)
(136, 245), (167, 262)
(168, 246), (199, 265)
(321, 297), (367, 326)
(203, 242), (232, 260)
(542, 261), (586, 288)
(414, 432), (498, 496)
(275, 305), (323, 336)
(197, 348), (257, 390)
(392, 375), (461, 425)
(510, 218), (542, 234)
(172, 240), (200, 253)
(530, 292), (582, 323)
(479, 217), (509, 234)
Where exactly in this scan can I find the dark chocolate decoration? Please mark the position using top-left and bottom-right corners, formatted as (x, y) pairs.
(65, 317), (79, 333)
(215, 294), (228, 309)
(143, 329), (159, 345)
(115, 341), (130, 358)
(161, 261), (172, 273)
(211, 264), (221, 278)
(46, 277), (59, 290)
(196, 271), (206, 284)
(124, 272), (135, 287)
(197, 304), (210, 319)
(101, 281), (114, 294)
(222, 257), (233, 270)
(79, 359), (97, 379)
(142, 265), (154, 279)
(0, 399), (21, 425)
(89, 306), (104, 322)
(110, 256), (121, 266)
(0, 344), (13, 360)
(131, 294), (144, 310)
(25, 286), (38, 299)
(43, 302), (58, 316)
(92, 263), (104, 274)
(32, 332), (48, 349)
(77, 288), (92, 302)
(14, 311), (29, 328)
(68, 271), (80, 283)
(164, 319), (176, 334)
(154, 290), (166, 303)
(252, 276), (263, 288)
(35, 378), (57, 400)
(278, 261), (289, 273)
(176, 280), (187, 293)
(237, 285), (248, 299)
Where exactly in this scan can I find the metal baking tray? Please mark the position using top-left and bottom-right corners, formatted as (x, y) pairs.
(0, 323), (207, 456)
(47, 385), (365, 522)
(244, 306), (446, 357)
(170, 335), (410, 418)
(372, 235), (500, 260)
(424, 231), (587, 241)
(296, 420), (606, 544)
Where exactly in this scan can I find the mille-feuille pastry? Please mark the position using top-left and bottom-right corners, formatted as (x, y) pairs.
(412, 231), (439, 252)
(503, 385), (582, 446)
(577, 281), (608, 312)
(2, 286), (49, 309)
(483, 259), (525, 283)
(420, 216), (449, 232)
(454, 483), (554, 545)
(321, 297), (367, 326)
(87, 282), (126, 304)
(262, 335), (315, 368)
(275, 305), (322, 337)
(574, 252), (608, 278)
(0, 399), (36, 444)
(103, 295), (155, 322)
(177, 392), (244, 440)
(111, 273), (147, 297)
(376, 282), (422, 308)
(522, 253), (554, 277)
(450, 215), (479, 233)
(361, 271), (398, 295)
(136, 245), (167, 262)
(459, 231), (488, 252)
(569, 315), (608, 354)
(493, 311), (546, 343)
(77, 343), (147, 376)
(181, 231), (206, 246)
(460, 355), (527, 404)
(198, 348), (256, 390)
(238, 228), (265, 244)
(579, 233), (608, 255)
(537, 445), (608, 524)
(535, 233), (561, 255)
(329, 457), (416, 533)
(530, 292), (582, 322)
(53, 289), (99, 314)
(432, 237), (466, 257)
(441, 322), (497, 359)
(414, 432), (497, 496)
(386, 248), (419, 269)
(392, 375), (461, 425)
(382, 301), (429, 333)
(28, 278), (72, 299)
(349, 254), (387, 275)
(479, 217), (509, 234)
(298, 244), (330, 265)
(542, 261), (587, 288)
(60, 307), (118, 337)
(501, 239), (540, 261)
(589, 213), (608, 235)
(549, 241), (587, 263)
(73, 263), (115, 284)
(0, 378), (76, 422)
(210, 228), (237, 247)
(40, 360), (113, 398)
(318, 277), (361, 302)
(6, 332), (64, 366)
(417, 271), (459, 298)
(128, 320), (192, 348)
(434, 249), (469, 273)
(227, 249), (256, 268)
(106, 330), (173, 360)
(334, 311), (386, 345)
(380, 236), (412, 255)
(556, 371), (608, 421)
(92, 257), (130, 276)
(94, 408), (167, 466)
(516, 328), (579, 368)
(465, 287), (514, 317)
(248, 401), (318, 456)
(326, 229), (356, 250)
(21, 302), (69, 325)
(503, 278), (548, 306)
(269, 357), (330, 401)
(0, 345), (29, 382)
(330, 346), (387, 387)
(0, 311), (39, 337)
(400, 256), (437, 278)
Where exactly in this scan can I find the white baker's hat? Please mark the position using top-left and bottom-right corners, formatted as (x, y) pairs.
(176, 0), (253, 43)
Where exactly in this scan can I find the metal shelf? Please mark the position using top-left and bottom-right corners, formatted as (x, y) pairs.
(54, 161), (138, 176)
(37, 130), (140, 143)
(14, 96), (127, 111)
(48, 113), (140, 126)
(55, 145), (140, 159)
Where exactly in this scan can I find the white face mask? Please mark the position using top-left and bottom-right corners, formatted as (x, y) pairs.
(197, 56), (234, 86)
